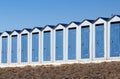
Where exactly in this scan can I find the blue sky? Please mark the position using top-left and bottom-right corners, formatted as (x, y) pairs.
(0, 0), (120, 32)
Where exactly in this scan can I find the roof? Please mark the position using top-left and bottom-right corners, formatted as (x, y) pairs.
(86, 20), (95, 23)
(5, 31), (12, 34)
(0, 31), (12, 35)
(100, 17), (109, 21)
(72, 22), (81, 25)
(1, 15), (119, 34)
(55, 23), (68, 28)
(11, 30), (21, 34)
(48, 25), (55, 29)
(111, 15), (120, 18)
(94, 17), (109, 23)
(32, 27), (43, 31)
(69, 21), (81, 25)
(59, 23), (68, 27)
(21, 28), (32, 33)
(42, 25), (55, 31)
(108, 15), (120, 21)
(80, 19), (95, 25)
(0, 33), (2, 35)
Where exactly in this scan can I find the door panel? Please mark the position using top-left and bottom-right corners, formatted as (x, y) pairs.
(81, 26), (89, 59)
(11, 35), (17, 63)
(43, 31), (51, 61)
(21, 34), (28, 62)
(2, 36), (8, 63)
(95, 24), (104, 58)
(110, 23), (120, 57)
(68, 28), (76, 60)
(56, 29), (63, 60)
(32, 33), (39, 62)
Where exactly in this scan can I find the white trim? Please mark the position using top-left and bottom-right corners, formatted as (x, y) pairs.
(66, 23), (78, 62)
(108, 16), (120, 60)
(1, 16), (120, 67)
(30, 28), (41, 64)
(10, 31), (20, 65)
(54, 25), (66, 63)
(0, 32), (10, 66)
(41, 26), (54, 64)
(20, 30), (30, 65)
(77, 25), (81, 62)
(0, 36), (1, 64)
(79, 20), (93, 62)
(93, 18), (107, 61)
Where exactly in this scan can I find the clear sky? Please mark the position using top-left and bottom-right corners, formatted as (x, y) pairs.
(0, 0), (120, 32)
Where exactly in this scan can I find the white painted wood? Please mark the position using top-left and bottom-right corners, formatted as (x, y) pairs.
(93, 18), (108, 61)
(42, 25), (54, 64)
(10, 31), (20, 65)
(108, 15), (120, 60)
(1, 15), (120, 67)
(20, 29), (31, 65)
(79, 20), (93, 62)
(30, 28), (41, 64)
(66, 22), (79, 63)
(54, 24), (66, 63)
(0, 35), (1, 64)
(1, 32), (10, 66)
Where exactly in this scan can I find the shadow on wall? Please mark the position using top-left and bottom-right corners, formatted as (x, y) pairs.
(0, 61), (120, 79)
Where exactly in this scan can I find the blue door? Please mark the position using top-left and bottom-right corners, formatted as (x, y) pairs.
(32, 33), (39, 62)
(11, 35), (17, 63)
(68, 28), (76, 60)
(21, 34), (28, 62)
(81, 26), (90, 59)
(95, 24), (104, 58)
(2, 36), (8, 63)
(43, 31), (51, 61)
(110, 22), (120, 57)
(56, 29), (63, 60)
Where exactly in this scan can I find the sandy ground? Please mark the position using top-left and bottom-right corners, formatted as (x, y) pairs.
(0, 61), (120, 79)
